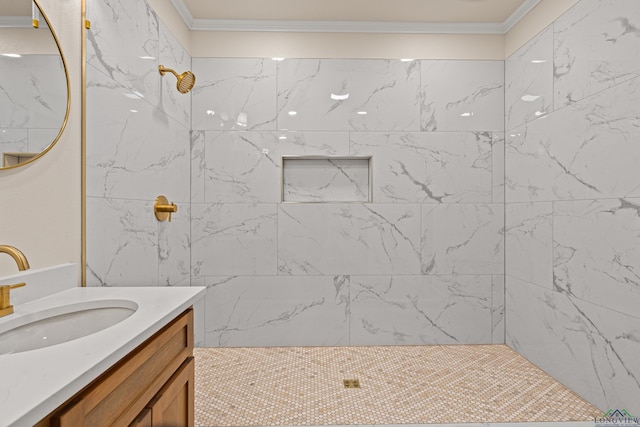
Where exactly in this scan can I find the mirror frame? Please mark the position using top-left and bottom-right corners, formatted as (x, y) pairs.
(0, 0), (71, 170)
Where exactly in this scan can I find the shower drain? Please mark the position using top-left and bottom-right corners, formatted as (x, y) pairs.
(343, 379), (361, 388)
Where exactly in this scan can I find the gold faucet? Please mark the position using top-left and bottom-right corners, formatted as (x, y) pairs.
(0, 245), (30, 271)
(0, 245), (30, 317)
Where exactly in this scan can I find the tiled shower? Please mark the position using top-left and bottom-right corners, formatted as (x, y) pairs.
(189, 57), (505, 349)
(85, 0), (640, 415)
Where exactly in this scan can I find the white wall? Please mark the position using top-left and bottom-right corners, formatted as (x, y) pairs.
(0, 0), (82, 278)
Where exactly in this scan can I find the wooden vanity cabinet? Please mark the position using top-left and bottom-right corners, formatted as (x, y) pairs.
(36, 308), (195, 427)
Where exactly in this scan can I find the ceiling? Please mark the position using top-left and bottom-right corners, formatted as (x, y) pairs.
(172, 0), (539, 33)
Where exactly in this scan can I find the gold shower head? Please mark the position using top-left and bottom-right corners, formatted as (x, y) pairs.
(158, 65), (196, 94)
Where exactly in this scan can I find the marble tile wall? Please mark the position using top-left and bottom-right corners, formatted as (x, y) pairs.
(85, 0), (640, 415)
(0, 55), (66, 155)
(192, 57), (505, 347)
(504, 0), (640, 412)
(85, 0), (191, 291)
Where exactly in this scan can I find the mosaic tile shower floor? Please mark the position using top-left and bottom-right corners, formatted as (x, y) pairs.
(193, 345), (600, 427)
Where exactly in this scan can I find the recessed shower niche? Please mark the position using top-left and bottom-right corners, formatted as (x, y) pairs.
(281, 156), (372, 203)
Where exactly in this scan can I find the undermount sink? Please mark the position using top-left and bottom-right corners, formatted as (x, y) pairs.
(0, 299), (138, 355)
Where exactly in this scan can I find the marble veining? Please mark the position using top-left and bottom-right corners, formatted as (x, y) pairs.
(553, 198), (640, 319)
(278, 204), (421, 275)
(505, 26), (553, 130)
(492, 132), (505, 204)
(204, 131), (349, 203)
(554, 0), (640, 108)
(86, 67), (190, 201)
(491, 275), (505, 344)
(86, 0), (160, 106)
(191, 203), (278, 276)
(506, 76), (640, 202)
(158, 21), (190, 128)
(421, 204), (504, 275)
(505, 202), (553, 288)
(159, 204), (190, 287)
(351, 132), (493, 203)
(420, 60), (504, 132)
(506, 276), (640, 412)
(0, 130), (28, 156)
(190, 130), (206, 202)
(0, 55), (66, 130)
(203, 275), (349, 347)
(192, 58), (277, 131)
(277, 59), (420, 131)
(350, 275), (493, 345)
(86, 197), (158, 287)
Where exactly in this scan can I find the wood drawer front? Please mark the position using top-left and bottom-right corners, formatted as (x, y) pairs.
(52, 308), (194, 427)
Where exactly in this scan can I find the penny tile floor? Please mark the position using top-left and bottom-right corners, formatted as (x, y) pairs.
(194, 345), (600, 427)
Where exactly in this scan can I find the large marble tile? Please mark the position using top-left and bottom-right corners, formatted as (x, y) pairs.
(554, 0), (640, 108)
(420, 60), (504, 132)
(192, 58), (277, 131)
(86, 66), (190, 201)
(492, 132), (505, 203)
(278, 204), (421, 275)
(505, 76), (640, 202)
(0, 55), (67, 129)
(86, 197), (158, 287)
(282, 158), (370, 202)
(350, 132), (492, 203)
(0, 129), (27, 155)
(191, 203), (277, 276)
(192, 289), (206, 347)
(554, 198), (640, 319)
(203, 275), (349, 347)
(506, 276), (640, 412)
(505, 202), (553, 288)
(491, 275), (505, 344)
(86, 0), (160, 105)
(190, 130), (205, 202)
(158, 21), (190, 128)
(204, 131), (349, 203)
(159, 204), (190, 287)
(277, 59), (420, 131)
(505, 26), (553, 130)
(350, 275), (493, 345)
(422, 204), (504, 275)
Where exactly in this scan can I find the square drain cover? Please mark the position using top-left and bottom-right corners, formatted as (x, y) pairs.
(343, 379), (361, 388)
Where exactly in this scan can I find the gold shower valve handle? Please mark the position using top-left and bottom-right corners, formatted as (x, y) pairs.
(154, 195), (178, 222)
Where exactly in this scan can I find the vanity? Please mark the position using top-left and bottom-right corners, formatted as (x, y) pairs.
(0, 286), (206, 426)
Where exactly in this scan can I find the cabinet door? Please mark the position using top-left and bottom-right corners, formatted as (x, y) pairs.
(148, 357), (195, 427)
(130, 409), (152, 427)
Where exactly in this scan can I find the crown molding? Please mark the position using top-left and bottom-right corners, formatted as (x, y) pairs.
(501, 0), (542, 32)
(170, 0), (541, 34)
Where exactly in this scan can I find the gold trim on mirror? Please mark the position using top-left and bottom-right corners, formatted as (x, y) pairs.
(0, 0), (71, 171)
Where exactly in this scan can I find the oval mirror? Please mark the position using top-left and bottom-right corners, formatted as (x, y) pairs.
(0, 0), (70, 169)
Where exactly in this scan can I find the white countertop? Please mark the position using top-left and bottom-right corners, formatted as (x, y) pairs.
(0, 286), (206, 427)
